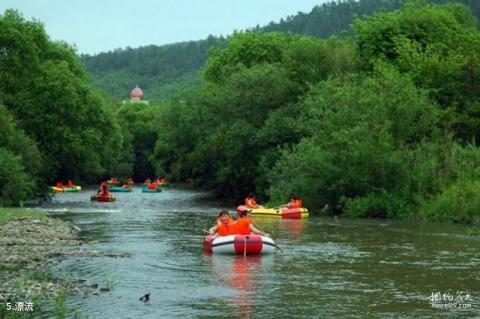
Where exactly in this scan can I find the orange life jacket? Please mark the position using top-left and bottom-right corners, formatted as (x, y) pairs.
(245, 198), (258, 209)
(292, 199), (303, 208)
(147, 182), (157, 189)
(216, 216), (234, 236)
(55, 182), (63, 188)
(66, 180), (73, 188)
(233, 217), (251, 235)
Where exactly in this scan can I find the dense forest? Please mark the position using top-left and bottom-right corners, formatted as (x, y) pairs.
(81, 37), (227, 101)
(1, 1), (480, 225)
(81, 0), (480, 102)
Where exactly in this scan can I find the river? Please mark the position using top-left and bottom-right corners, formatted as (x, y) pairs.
(40, 186), (479, 318)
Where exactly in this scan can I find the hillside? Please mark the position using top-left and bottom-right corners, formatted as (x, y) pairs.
(82, 0), (480, 101)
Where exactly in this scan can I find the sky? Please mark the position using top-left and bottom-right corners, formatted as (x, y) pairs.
(0, 0), (327, 55)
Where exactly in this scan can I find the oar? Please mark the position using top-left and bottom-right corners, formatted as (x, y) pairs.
(251, 221), (284, 253)
(273, 242), (284, 253)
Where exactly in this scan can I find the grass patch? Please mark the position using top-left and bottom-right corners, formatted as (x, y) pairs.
(0, 208), (45, 225)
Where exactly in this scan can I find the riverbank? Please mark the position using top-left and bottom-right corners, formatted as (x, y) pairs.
(0, 208), (131, 316)
(0, 209), (84, 303)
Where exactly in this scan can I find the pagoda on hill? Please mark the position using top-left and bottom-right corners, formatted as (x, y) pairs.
(123, 85), (149, 105)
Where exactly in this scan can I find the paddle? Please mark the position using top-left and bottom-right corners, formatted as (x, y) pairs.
(250, 221), (284, 253)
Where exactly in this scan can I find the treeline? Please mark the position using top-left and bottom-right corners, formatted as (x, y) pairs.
(262, 0), (480, 37)
(81, 0), (480, 102)
(2, 2), (480, 224)
(0, 9), (174, 205)
(152, 1), (480, 223)
(81, 36), (227, 101)
(0, 10), (124, 205)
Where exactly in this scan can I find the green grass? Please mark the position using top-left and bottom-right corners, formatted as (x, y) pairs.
(0, 208), (45, 225)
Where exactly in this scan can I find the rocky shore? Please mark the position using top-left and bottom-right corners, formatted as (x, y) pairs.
(0, 214), (130, 303)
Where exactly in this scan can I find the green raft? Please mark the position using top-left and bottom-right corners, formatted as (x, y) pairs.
(109, 186), (132, 192)
(142, 188), (162, 193)
(64, 186), (82, 192)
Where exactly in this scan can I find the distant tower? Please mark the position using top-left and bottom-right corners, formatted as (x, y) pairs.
(130, 85), (144, 101)
(123, 85), (149, 105)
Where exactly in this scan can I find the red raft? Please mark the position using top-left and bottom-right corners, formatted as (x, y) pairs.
(203, 234), (276, 255)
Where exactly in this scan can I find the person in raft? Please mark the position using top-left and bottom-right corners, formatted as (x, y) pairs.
(208, 210), (270, 237)
(208, 210), (234, 236)
(97, 182), (110, 197)
(147, 181), (158, 189)
(65, 180), (74, 188)
(234, 210), (270, 237)
(280, 196), (304, 209)
(245, 192), (264, 209)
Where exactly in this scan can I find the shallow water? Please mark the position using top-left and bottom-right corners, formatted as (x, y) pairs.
(40, 186), (479, 318)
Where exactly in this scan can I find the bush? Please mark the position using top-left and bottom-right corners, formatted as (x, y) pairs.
(0, 148), (34, 206)
(420, 179), (480, 224)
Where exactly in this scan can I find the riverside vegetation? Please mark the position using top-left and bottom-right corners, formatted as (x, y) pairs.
(1, 1), (480, 226)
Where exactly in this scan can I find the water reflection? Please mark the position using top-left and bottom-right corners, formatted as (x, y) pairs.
(207, 255), (274, 319)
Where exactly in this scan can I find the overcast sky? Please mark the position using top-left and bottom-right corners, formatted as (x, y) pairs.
(0, 0), (327, 55)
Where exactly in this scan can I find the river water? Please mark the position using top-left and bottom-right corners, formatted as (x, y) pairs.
(41, 186), (479, 318)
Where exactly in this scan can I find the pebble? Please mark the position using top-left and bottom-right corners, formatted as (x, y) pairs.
(0, 217), (130, 303)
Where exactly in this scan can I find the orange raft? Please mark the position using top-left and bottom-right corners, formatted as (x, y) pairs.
(236, 205), (309, 219)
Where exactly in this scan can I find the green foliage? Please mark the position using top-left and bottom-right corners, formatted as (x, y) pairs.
(82, 0), (480, 104)
(0, 105), (42, 204)
(205, 32), (289, 83)
(116, 102), (164, 179)
(81, 36), (227, 101)
(0, 10), (123, 186)
(0, 148), (34, 206)
(353, 1), (480, 141)
(267, 70), (440, 217)
(420, 179), (480, 224)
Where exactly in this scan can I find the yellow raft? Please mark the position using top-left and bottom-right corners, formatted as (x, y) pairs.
(237, 206), (309, 219)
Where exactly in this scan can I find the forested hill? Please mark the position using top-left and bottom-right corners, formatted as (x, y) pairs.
(81, 35), (227, 101)
(82, 0), (480, 101)
(261, 0), (479, 37)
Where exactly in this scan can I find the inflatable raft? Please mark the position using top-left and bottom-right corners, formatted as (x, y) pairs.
(237, 205), (309, 219)
(90, 194), (116, 202)
(142, 188), (162, 193)
(64, 186), (82, 192)
(203, 234), (276, 255)
(50, 186), (64, 193)
(109, 186), (132, 192)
